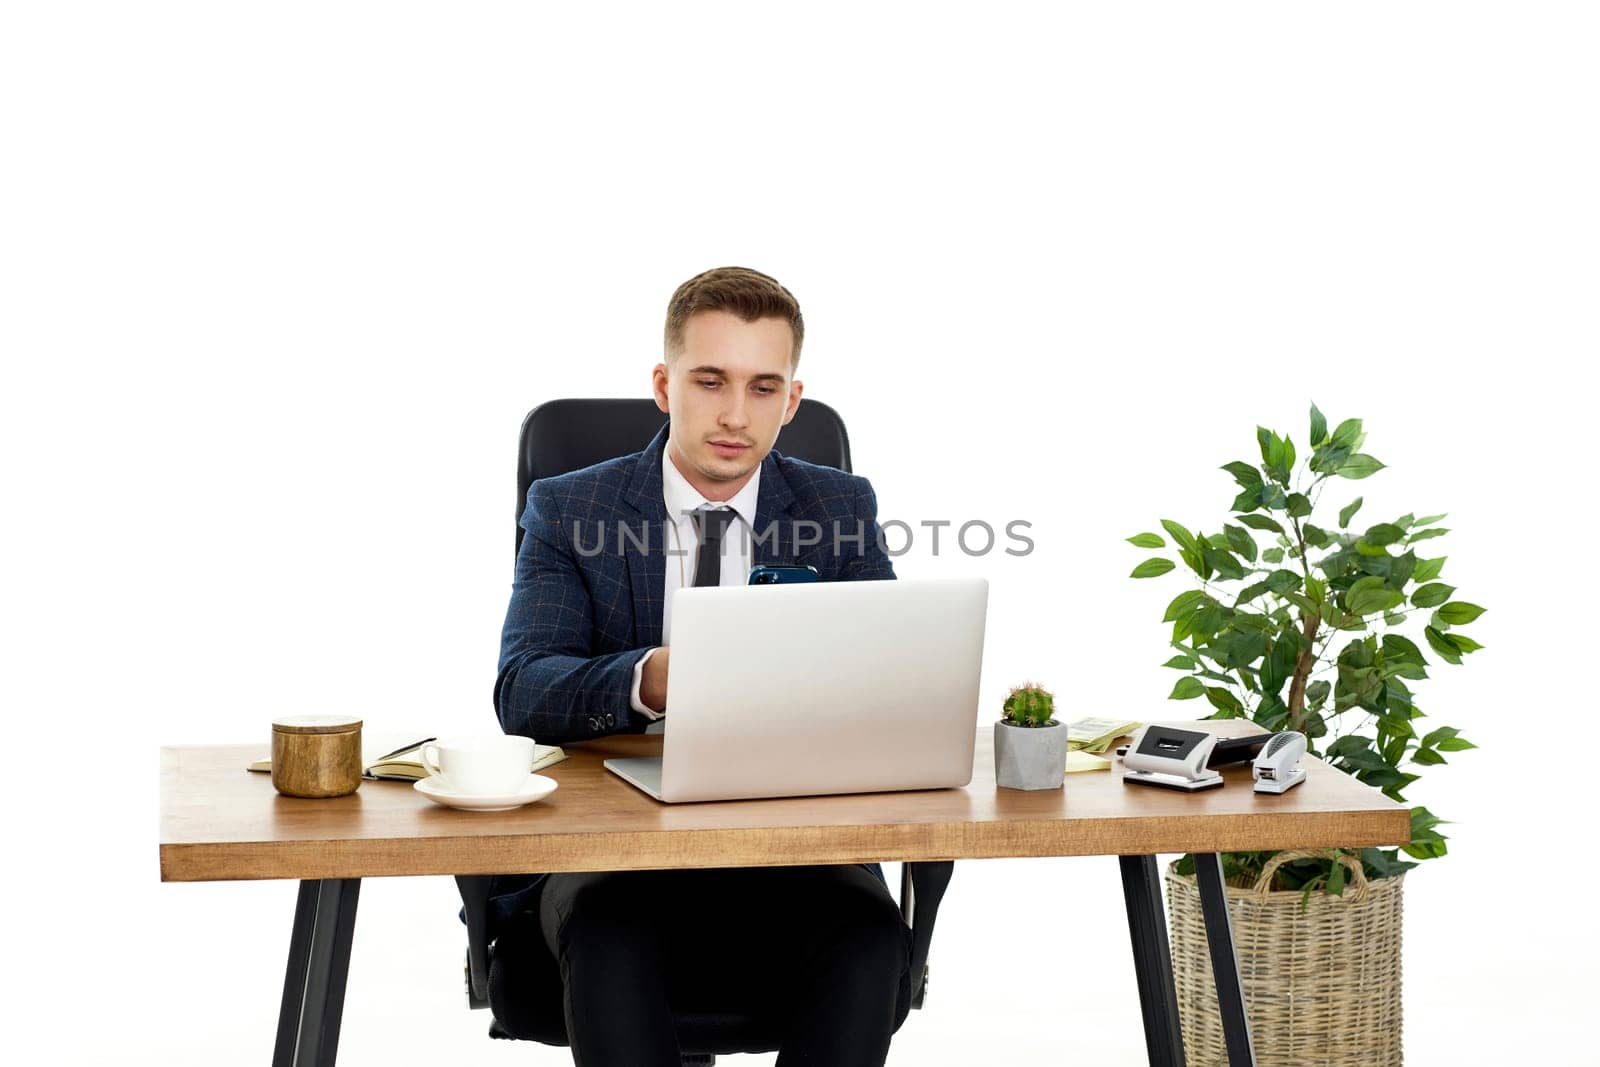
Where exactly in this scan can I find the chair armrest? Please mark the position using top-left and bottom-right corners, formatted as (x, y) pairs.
(899, 862), (954, 1009)
(455, 875), (494, 1009)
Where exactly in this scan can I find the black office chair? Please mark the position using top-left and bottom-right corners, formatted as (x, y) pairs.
(456, 397), (956, 1064)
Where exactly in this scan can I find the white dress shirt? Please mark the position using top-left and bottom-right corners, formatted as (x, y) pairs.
(628, 446), (762, 722)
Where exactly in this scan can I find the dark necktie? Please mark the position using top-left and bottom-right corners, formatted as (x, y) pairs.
(692, 507), (736, 587)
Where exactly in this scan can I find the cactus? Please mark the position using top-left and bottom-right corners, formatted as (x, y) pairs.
(1001, 682), (1056, 728)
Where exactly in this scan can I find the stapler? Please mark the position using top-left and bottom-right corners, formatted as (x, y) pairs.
(1252, 731), (1307, 794)
(1121, 725), (1224, 791)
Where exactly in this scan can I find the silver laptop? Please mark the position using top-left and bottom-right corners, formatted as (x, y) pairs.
(605, 577), (989, 803)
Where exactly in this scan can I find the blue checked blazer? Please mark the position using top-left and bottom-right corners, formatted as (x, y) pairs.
(487, 421), (896, 930)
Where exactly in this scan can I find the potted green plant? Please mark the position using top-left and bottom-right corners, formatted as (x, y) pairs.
(995, 683), (1066, 790)
(1125, 404), (1482, 1065)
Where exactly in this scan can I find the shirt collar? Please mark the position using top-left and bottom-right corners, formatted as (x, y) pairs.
(662, 444), (761, 527)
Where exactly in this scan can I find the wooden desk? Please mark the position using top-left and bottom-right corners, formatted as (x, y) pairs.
(159, 721), (1409, 1066)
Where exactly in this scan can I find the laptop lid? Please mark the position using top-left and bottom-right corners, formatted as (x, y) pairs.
(658, 576), (989, 802)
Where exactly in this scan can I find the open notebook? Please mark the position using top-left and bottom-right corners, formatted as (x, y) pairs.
(248, 737), (567, 782)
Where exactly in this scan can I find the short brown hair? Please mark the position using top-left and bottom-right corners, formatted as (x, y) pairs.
(663, 266), (805, 366)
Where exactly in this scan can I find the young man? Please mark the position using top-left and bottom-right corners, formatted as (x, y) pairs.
(491, 267), (911, 1065)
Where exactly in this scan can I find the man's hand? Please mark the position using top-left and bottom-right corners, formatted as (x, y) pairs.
(640, 646), (670, 713)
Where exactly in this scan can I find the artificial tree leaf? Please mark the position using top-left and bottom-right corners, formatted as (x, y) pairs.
(1382, 676), (1415, 716)
(1412, 747), (1446, 766)
(1264, 569), (1302, 595)
(1235, 581), (1269, 604)
(1259, 631), (1302, 698)
(1161, 519), (1199, 554)
(1358, 766), (1406, 790)
(1447, 633), (1484, 654)
(1254, 693), (1289, 731)
(1163, 589), (1207, 622)
(1330, 417), (1363, 449)
(1436, 601), (1486, 625)
(1347, 575), (1404, 616)
(1421, 725), (1463, 748)
(1204, 687), (1244, 716)
(1131, 558), (1176, 578)
(1406, 528), (1449, 544)
(1379, 633), (1429, 681)
(1360, 848), (1419, 879)
(1302, 523), (1332, 548)
(1286, 493), (1313, 517)
(1203, 544), (1248, 581)
(1387, 772), (1422, 802)
(1310, 403), (1328, 447)
(1339, 663), (1384, 709)
(1333, 746), (1388, 772)
(1326, 735), (1374, 759)
(1388, 551), (1416, 590)
(1413, 513), (1448, 526)
(1339, 497), (1364, 528)
(1379, 701), (1418, 732)
(1211, 630), (1270, 669)
(1229, 612), (1277, 634)
(1263, 547), (1284, 564)
(1423, 626), (1463, 665)
(1169, 676), (1205, 700)
(1310, 444), (1352, 474)
(1223, 524), (1258, 562)
(1338, 454), (1385, 479)
(1413, 556), (1446, 582)
(1362, 523), (1405, 547)
(1222, 461), (1262, 488)
(1437, 737), (1477, 752)
(1127, 532), (1166, 548)
(1236, 513), (1284, 533)
(1411, 583), (1455, 608)
(1305, 679), (1331, 710)
(1231, 487), (1261, 514)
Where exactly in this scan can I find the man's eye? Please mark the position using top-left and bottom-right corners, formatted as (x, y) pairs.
(697, 379), (720, 389)
(754, 385), (777, 395)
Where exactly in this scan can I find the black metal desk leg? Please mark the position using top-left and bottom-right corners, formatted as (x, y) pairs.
(273, 879), (361, 1067)
(1119, 854), (1186, 1067)
(1193, 853), (1255, 1067)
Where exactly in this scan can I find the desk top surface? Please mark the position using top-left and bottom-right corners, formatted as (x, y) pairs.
(159, 720), (1409, 882)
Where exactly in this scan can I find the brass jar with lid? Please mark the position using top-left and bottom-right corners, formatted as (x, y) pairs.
(271, 715), (363, 798)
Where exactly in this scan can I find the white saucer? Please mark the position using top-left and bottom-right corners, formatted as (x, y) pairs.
(414, 773), (558, 812)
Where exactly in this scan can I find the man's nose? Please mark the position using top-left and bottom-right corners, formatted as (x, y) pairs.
(720, 392), (749, 429)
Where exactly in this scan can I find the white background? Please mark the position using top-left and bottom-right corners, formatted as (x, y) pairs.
(4, 3), (1595, 1064)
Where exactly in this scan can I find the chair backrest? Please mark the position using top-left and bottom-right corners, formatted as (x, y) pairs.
(515, 398), (852, 556)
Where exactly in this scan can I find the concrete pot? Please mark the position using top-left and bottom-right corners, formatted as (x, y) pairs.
(994, 720), (1067, 790)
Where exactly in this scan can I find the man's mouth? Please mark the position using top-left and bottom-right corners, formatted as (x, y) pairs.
(709, 440), (751, 458)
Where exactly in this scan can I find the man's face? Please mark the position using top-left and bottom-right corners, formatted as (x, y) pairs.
(652, 309), (803, 500)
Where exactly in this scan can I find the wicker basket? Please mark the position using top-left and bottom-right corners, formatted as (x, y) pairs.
(1165, 850), (1405, 1067)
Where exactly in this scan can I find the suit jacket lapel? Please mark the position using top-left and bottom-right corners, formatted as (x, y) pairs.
(752, 448), (798, 567)
(622, 423), (670, 648)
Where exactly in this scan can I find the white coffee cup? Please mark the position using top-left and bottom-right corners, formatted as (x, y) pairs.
(421, 735), (535, 795)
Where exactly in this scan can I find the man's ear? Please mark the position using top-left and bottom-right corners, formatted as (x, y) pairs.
(651, 362), (670, 413)
(781, 378), (804, 426)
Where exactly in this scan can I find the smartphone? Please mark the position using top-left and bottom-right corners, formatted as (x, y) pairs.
(748, 564), (820, 585)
